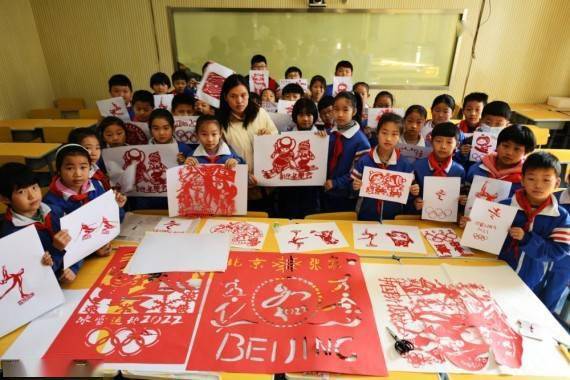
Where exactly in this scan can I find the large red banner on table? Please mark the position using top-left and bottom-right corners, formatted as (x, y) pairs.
(186, 251), (387, 375)
(44, 247), (208, 364)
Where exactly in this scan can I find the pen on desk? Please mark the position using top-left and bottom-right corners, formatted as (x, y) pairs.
(554, 338), (570, 362)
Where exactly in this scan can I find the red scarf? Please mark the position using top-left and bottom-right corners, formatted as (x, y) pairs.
(91, 169), (111, 191)
(4, 208), (55, 238)
(206, 155), (218, 164)
(510, 189), (553, 258)
(428, 153), (452, 177)
(48, 178), (90, 204)
(458, 119), (478, 134)
(480, 153), (522, 183)
(328, 131), (344, 176)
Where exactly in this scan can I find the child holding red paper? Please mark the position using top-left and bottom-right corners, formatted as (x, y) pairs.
(324, 91), (370, 212)
(413, 122), (465, 212)
(0, 163), (76, 283)
(68, 127), (111, 191)
(352, 113), (419, 221)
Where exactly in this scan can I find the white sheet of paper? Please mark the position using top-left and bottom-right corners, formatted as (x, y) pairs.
(254, 132), (329, 187)
(96, 96), (131, 122)
(249, 70), (269, 94)
(200, 219), (269, 250)
(116, 212), (163, 242)
(422, 176), (461, 222)
(102, 143), (179, 197)
(421, 227), (472, 257)
(443, 264), (570, 377)
(397, 143), (432, 164)
(166, 164), (248, 217)
(461, 198), (518, 255)
(125, 232), (230, 275)
(275, 222), (348, 253)
(353, 224), (427, 254)
(332, 76), (353, 96)
(197, 62), (234, 108)
(465, 175), (512, 216)
(154, 94), (174, 111)
(470, 131), (498, 162)
(367, 108), (405, 129)
(262, 101), (278, 113)
(60, 190), (120, 269)
(153, 217), (198, 233)
(173, 116), (199, 145)
(268, 112), (296, 132)
(278, 78), (308, 91)
(0, 226), (64, 338)
(277, 99), (296, 115)
(359, 167), (413, 204)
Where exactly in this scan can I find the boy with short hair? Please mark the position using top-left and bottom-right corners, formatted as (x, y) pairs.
(281, 83), (304, 102)
(132, 90), (154, 122)
(285, 66), (302, 79)
(249, 54), (279, 92)
(498, 152), (569, 312)
(317, 95), (335, 130)
(325, 60), (354, 96)
(465, 124), (536, 195)
(150, 72), (171, 94)
(413, 122), (465, 211)
(171, 70), (193, 96)
(0, 163), (77, 283)
(479, 100), (512, 130)
(108, 74), (133, 119)
(172, 94), (196, 116)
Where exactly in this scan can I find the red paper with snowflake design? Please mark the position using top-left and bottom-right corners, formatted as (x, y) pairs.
(44, 247), (209, 364)
(379, 277), (522, 370)
(186, 251), (387, 375)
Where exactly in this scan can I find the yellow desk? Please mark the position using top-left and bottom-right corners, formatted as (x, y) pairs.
(0, 142), (60, 172)
(511, 103), (570, 131)
(1, 118), (98, 141)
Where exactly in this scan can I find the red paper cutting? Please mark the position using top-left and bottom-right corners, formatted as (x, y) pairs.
(44, 247), (209, 364)
(379, 277), (523, 370)
(210, 221), (263, 248)
(176, 164), (238, 216)
(186, 251), (387, 375)
(365, 171), (406, 198)
(122, 149), (167, 194)
(262, 136), (318, 181)
(202, 72), (225, 99)
(0, 266), (34, 304)
(124, 123), (149, 145)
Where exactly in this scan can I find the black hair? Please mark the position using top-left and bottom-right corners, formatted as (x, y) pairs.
(132, 90), (154, 107)
(261, 88), (276, 100)
(292, 98), (318, 125)
(281, 83), (304, 97)
(196, 115), (221, 133)
(463, 92), (488, 107)
(431, 122), (460, 141)
(149, 72), (171, 88)
(497, 124), (536, 154)
(309, 75), (326, 88)
(482, 100), (512, 120)
(148, 108), (174, 129)
(250, 54), (267, 66)
(0, 163), (38, 199)
(374, 91), (394, 106)
(334, 91), (357, 109)
(353, 82), (370, 94)
(217, 74), (260, 131)
(404, 105), (427, 119)
(98, 116), (126, 138)
(431, 94), (456, 111)
(201, 61), (211, 74)
(55, 144), (91, 172)
(335, 60), (353, 73)
(377, 113), (404, 134)
(68, 127), (100, 145)
(285, 66), (302, 78)
(172, 93), (195, 112)
(522, 151), (561, 177)
(318, 95), (335, 112)
(108, 74), (132, 92)
(171, 70), (188, 83)
(249, 92), (262, 107)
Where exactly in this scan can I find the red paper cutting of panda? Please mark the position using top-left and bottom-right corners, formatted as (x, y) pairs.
(358, 166), (414, 205)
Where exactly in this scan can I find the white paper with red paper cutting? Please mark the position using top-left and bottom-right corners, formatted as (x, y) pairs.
(277, 99), (296, 115)
(367, 108), (405, 129)
(173, 116), (199, 145)
(199, 218), (269, 250)
(359, 167), (414, 204)
(465, 175), (512, 216)
(279, 78), (308, 91)
(353, 224), (426, 254)
(275, 222), (348, 253)
(470, 131), (498, 162)
(248, 70), (269, 95)
(197, 62), (234, 108)
(153, 94), (174, 111)
(332, 76), (353, 96)
(96, 97), (131, 122)
(422, 176), (461, 222)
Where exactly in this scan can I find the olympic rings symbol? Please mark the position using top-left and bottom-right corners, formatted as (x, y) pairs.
(425, 207), (453, 219)
(472, 233), (488, 241)
(85, 327), (160, 356)
(424, 230), (458, 243)
(174, 129), (198, 144)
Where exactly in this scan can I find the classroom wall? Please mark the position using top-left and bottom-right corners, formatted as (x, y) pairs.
(24, 0), (570, 110)
(0, 0), (53, 119)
